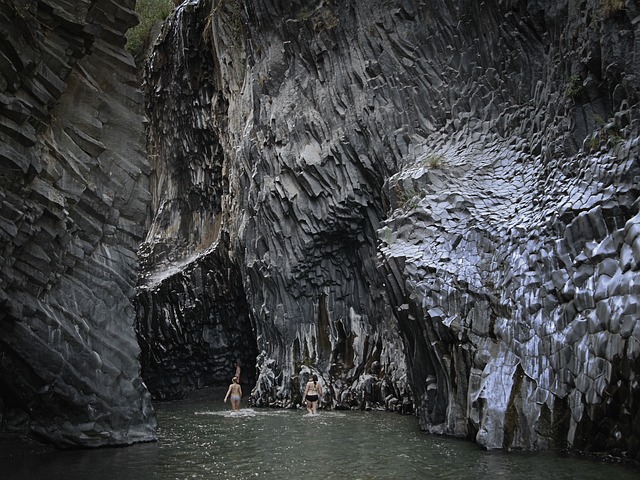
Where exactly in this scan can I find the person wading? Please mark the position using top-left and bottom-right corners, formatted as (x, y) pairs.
(224, 376), (242, 411)
(235, 361), (241, 383)
(302, 374), (322, 414)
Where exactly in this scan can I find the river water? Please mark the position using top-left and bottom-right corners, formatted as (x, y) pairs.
(2, 387), (639, 480)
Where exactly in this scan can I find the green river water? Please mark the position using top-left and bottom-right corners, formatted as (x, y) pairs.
(1, 387), (639, 480)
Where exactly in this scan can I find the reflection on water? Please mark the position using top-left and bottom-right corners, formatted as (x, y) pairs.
(2, 387), (639, 480)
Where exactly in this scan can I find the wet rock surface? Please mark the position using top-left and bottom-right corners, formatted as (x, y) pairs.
(373, 1), (640, 458)
(0, 0), (156, 447)
(142, 0), (640, 460)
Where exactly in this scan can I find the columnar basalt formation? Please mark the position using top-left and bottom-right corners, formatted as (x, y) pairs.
(136, 233), (258, 399)
(0, 0), (638, 461)
(142, 0), (640, 459)
(136, 0), (259, 400)
(0, 0), (156, 447)
(224, 0), (414, 410)
(375, 0), (640, 457)
(141, 0), (412, 411)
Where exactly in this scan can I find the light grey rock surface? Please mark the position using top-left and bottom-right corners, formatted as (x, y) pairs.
(0, 0), (156, 447)
(373, 1), (640, 457)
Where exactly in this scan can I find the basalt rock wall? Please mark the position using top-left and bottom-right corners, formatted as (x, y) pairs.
(375, 0), (640, 458)
(136, 232), (258, 399)
(136, 0), (259, 399)
(1, 0), (636, 459)
(143, 0), (640, 459)
(0, 0), (156, 447)
(142, 0), (412, 412)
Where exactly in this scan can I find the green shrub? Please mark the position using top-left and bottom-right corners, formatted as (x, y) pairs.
(601, 0), (625, 16)
(585, 120), (622, 153)
(126, 0), (175, 59)
(426, 153), (443, 169)
(397, 188), (423, 210)
(416, 153), (443, 169)
(566, 74), (584, 99)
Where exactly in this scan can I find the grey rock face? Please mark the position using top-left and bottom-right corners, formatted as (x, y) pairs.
(136, 234), (258, 399)
(0, 0), (156, 447)
(141, 0), (640, 459)
(374, 0), (640, 457)
(4, 0), (629, 460)
(229, 0), (414, 410)
(137, 0), (259, 400)
(142, 0), (412, 411)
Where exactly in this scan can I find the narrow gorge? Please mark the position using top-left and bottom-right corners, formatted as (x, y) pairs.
(1, 0), (639, 463)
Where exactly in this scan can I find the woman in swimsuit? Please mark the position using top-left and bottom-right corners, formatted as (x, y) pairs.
(224, 376), (242, 411)
(302, 374), (322, 414)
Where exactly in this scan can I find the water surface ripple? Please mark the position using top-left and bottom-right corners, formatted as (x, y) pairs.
(2, 388), (639, 480)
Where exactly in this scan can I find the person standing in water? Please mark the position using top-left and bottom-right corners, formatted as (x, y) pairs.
(235, 361), (241, 383)
(224, 376), (242, 411)
(302, 374), (322, 414)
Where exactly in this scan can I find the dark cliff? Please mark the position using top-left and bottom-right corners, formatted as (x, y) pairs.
(135, 0), (258, 399)
(0, 0), (155, 447)
(139, 0), (411, 412)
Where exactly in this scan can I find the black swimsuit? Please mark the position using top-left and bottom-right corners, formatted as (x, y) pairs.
(306, 394), (319, 402)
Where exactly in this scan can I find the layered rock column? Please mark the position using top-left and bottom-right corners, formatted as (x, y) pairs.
(218, 0), (413, 409)
(141, 0), (412, 410)
(0, 0), (156, 447)
(376, 0), (640, 457)
(137, 0), (259, 399)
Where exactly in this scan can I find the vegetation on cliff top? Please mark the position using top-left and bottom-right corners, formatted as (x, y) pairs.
(126, 0), (175, 59)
